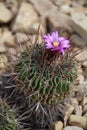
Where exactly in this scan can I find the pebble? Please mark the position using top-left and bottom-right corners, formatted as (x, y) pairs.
(0, 2), (13, 23)
(48, 11), (73, 33)
(29, 0), (58, 17)
(50, 121), (63, 130)
(5, 0), (18, 15)
(75, 74), (84, 85)
(82, 61), (87, 68)
(71, 12), (87, 42)
(75, 49), (87, 62)
(70, 98), (79, 107)
(12, 2), (40, 33)
(71, 34), (86, 47)
(75, 105), (82, 116)
(69, 114), (87, 129)
(63, 126), (83, 130)
(0, 54), (8, 74)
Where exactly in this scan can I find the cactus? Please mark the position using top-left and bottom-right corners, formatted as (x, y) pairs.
(14, 35), (77, 105)
(0, 98), (16, 130)
(12, 31), (77, 127)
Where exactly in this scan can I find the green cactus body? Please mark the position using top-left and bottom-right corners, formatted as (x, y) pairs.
(15, 43), (77, 105)
(0, 98), (16, 130)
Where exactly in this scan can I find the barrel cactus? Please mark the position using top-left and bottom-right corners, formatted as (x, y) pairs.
(13, 31), (77, 127)
(0, 98), (16, 130)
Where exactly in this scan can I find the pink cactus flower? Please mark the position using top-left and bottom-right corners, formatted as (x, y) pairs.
(42, 31), (70, 55)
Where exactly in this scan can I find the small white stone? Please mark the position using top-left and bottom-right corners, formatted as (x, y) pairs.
(0, 2), (13, 23)
(63, 126), (83, 130)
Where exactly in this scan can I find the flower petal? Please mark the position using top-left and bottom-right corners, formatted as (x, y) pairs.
(43, 34), (53, 43)
(61, 40), (70, 48)
(51, 31), (58, 41)
(60, 49), (65, 55)
(58, 37), (65, 42)
(45, 43), (53, 49)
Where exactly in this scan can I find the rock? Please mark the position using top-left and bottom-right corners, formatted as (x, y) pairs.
(82, 63), (87, 79)
(75, 74), (84, 85)
(72, 85), (87, 102)
(76, 74), (84, 84)
(5, 35), (16, 47)
(84, 1), (87, 6)
(76, 0), (85, 5)
(64, 105), (74, 127)
(75, 49), (87, 62)
(50, 121), (63, 130)
(29, 17), (46, 33)
(0, 28), (16, 48)
(83, 112), (87, 117)
(82, 95), (87, 114)
(29, 0), (57, 17)
(3, 31), (16, 48)
(75, 105), (82, 116)
(16, 32), (43, 45)
(83, 95), (87, 105)
(71, 34), (86, 47)
(12, 2), (42, 33)
(0, 2), (13, 23)
(48, 12), (73, 33)
(0, 43), (6, 53)
(60, 5), (72, 15)
(0, 54), (8, 74)
(63, 126), (83, 130)
(83, 104), (87, 114)
(77, 65), (83, 75)
(71, 12), (87, 42)
(51, 0), (71, 6)
(7, 48), (17, 62)
(29, 0), (72, 32)
(70, 98), (79, 107)
(69, 115), (87, 129)
(82, 61), (87, 68)
(5, 0), (19, 15)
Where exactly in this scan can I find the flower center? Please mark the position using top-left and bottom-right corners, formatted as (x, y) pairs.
(53, 41), (59, 47)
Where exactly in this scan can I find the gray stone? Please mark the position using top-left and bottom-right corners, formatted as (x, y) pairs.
(29, 0), (72, 32)
(63, 126), (83, 130)
(71, 34), (86, 47)
(75, 48), (87, 62)
(48, 12), (73, 32)
(51, 0), (71, 6)
(12, 2), (40, 33)
(71, 12), (87, 42)
(29, 0), (57, 17)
